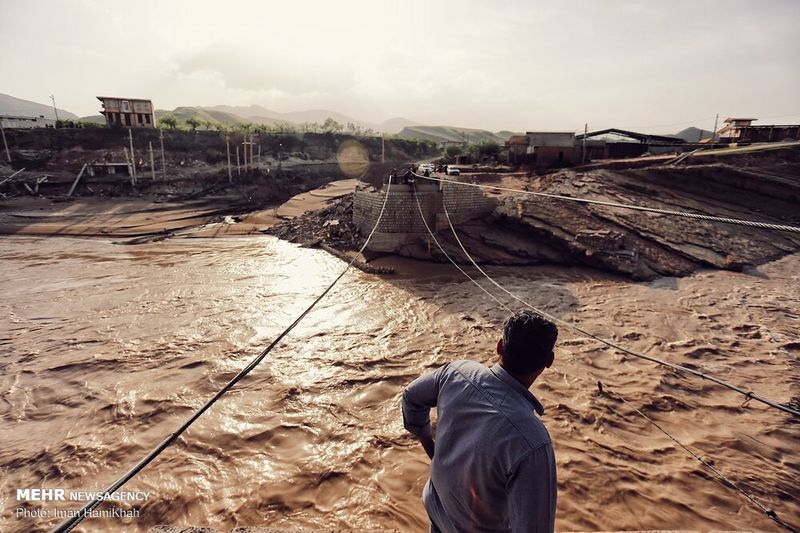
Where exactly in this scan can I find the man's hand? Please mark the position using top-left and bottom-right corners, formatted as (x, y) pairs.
(419, 434), (435, 460)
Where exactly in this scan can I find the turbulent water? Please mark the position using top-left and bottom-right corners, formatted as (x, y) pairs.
(1, 236), (797, 532)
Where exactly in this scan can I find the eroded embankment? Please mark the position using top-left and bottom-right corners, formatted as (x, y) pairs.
(268, 148), (800, 279)
(461, 157), (800, 278)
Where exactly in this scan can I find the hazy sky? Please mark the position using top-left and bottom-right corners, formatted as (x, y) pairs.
(2, 0), (799, 133)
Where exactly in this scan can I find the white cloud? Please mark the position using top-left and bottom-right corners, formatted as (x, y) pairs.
(1, 0), (798, 132)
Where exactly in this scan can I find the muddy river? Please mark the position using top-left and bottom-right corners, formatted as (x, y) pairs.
(1, 235), (797, 532)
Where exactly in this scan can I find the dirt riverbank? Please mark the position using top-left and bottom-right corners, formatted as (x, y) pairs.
(264, 146), (800, 279)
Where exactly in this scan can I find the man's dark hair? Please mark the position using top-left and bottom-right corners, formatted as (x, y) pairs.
(502, 310), (558, 374)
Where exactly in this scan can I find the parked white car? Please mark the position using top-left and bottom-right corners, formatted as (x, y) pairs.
(417, 163), (435, 176)
(446, 165), (460, 176)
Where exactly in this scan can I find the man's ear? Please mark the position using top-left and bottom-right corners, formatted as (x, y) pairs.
(545, 350), (554, 368)
(496, 339), (504, 359)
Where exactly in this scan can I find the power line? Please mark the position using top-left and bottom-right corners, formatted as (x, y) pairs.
(413, 173), (800, 234)
(53, 181), (396, 533)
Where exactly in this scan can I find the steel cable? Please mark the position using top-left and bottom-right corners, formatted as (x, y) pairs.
(52, 180), (395, 533)
(605, 387), (797, 532)
(411, 180), (512, 313)
(413, 172), (800, 234)
(412, 180), (796, 530)
(415, 172), (800, 417)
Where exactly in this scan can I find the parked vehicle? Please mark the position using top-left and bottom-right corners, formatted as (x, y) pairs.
(446, 165), (461, 176)
(417, 163), (435, 176)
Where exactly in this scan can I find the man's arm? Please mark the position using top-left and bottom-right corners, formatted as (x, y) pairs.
(401, 364), (448, 459)
(506, 443), (557, 533)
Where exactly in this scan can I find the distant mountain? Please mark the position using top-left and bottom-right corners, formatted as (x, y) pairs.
(396, 125), (515, 144)
(496, 130), (524, 139)
(379, 117), (419, 134)
(0, 93), (78, 120)
(205, 104), (279, 119)
(201, 105), (370, 129)
(279, 108), (362, 126)
(673, 126), (713, 142)
(156, 106), (246, 126)
(80, 114), (106, 124)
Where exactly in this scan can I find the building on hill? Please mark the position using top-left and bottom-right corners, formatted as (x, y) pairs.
(575, 128), (685, 160)
(525, 132), (576, 167)
(506, 135), (529, 164)
(717, 117), (800, 144)
(0, 115), (55, 128)
(97, 96), (155, 128)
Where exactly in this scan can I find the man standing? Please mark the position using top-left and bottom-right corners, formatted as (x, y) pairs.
(402, 310), (558, 532)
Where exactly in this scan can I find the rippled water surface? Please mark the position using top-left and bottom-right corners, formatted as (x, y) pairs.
(1, 236), (797, 532)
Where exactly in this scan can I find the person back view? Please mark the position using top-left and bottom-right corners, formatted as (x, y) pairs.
(402, 310), (558, 532)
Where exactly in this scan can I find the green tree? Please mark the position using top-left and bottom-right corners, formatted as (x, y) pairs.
(444, 144), (463, 159)
(186, 116), (201, 131)
(234, 122), (253, 134)
(322, 117), (343, 133)
(468, 141), (500, 158)
(346, 122), (363, 135)
(160, 114), (177, 130)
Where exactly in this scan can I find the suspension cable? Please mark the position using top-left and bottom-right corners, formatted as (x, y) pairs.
(413, 172), (800, 234)
(605, 385), (796, 532)
(411, 180), (512, 313)
(424, 174), (800, 418)
(412, 181), (796, 529)
(52, 180), (395, 533)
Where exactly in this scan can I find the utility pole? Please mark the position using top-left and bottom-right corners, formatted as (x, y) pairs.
(123, 147), (134, 186)
(381, 133), (385, 164)
(148, 141), (156, 180)
(50, 95), (60, 123)
(1, 125), (10, 163)
(236, 146), (241, 176)
(244, 136), (248, 173)
(159, 128), (167, 180)
(128, 128), (137, 184)
(711, 113), (719, 146)
(582, 123), (587, 164)
(226, 134), (232, 183)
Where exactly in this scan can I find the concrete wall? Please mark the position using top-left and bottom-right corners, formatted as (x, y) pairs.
(353, 180), (494, 252)
(532, 145), (576, 166)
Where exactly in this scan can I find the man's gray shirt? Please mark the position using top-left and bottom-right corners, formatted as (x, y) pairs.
(402, 360), (557, 533)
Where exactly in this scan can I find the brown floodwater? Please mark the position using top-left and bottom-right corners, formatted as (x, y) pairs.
(1, 235), (797, 532)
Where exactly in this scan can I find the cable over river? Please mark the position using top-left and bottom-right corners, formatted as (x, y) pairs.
(1, 235), (798, 532)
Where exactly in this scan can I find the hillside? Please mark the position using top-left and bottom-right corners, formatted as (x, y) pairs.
(0, 93), (78, 120)
(396, 125), (515, 144)
(202, 105), (365, 129)
(79, 114), (106, 124)
(155, 107), (246, 126)
(201, 106), (416, 133)
(673, 126), (713, 142)
(378, 117), (419, 133)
